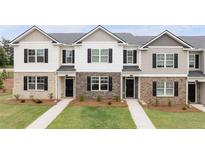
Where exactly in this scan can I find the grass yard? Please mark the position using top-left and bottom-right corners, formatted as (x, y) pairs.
(0, 93), (51, 128)
(144, 107), (205, 129)
(48, 106), (136, 129)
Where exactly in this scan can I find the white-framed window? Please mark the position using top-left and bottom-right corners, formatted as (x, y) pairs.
(127, 50), (133, 64)
(37, 77), (45, 90)
(28, 49), (36, 63)
(91, 49), (100, 63)
(37, 49), (45, 63)
(91, 76), (109, 91)
(28, 76), (36, 90)
(91, 49), (109, 63)
(156, 53), (174, 68)
(100, 49), (109, 63)
(189, 54), (195, 68)
(166, 54), (174, 67)
(156, 81), (174, 97)
(66, 50), (73, 63)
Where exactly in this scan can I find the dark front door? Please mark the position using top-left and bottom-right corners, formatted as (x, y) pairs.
(126, 79), (134, 98)
(65, 79), (73, 97)
(188, 84), (196, 103)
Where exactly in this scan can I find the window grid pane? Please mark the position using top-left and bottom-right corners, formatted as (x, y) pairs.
(166, 54), (174, 67)
(156, 54), (165, 67)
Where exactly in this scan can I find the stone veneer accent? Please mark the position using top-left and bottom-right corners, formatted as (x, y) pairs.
(13, 72), (56, 99)
(76, 72), (121, 99)
(140, 77), (186, 104)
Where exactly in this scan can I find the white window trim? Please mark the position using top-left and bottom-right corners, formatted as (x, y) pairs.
(27, 76), (45, 91)
(27, 49), (45, 63)
(156, 81), (174, 97)
(91, 49), (109, 63)
(91, 76), (109, 91)
(156, 53), (174, 68)
(189, 53), (200, 70)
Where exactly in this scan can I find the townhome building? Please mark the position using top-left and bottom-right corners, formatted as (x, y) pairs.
(10, 25), (205, 105)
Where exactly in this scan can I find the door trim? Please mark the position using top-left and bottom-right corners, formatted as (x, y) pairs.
(125, 77), (135, 98)
(65, 78), (74, 98)
(188, 82), (197, 103)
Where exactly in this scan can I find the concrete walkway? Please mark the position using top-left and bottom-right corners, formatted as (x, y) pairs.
(191, 104), (205, 112)
(126, 99), (155, 129)
(27, 99), (73, 129)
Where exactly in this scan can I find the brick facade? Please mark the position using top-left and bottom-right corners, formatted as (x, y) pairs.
(76, 72), (121, 99)
(13, 72), (56, 99)
(140, 77), (186, 104)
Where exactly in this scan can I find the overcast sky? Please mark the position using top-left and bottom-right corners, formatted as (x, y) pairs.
(1, 25), (205, 40)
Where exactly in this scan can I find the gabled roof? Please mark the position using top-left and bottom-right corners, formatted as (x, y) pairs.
(10, 25), (60, 45)
(140, 30), (193, 49)
(72, 25), (127, 45)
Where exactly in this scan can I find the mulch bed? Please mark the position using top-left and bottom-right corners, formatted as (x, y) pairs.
(144, 103), (200, 112)
(0, 79), (13, 95)
(6, 98), (57, 106)
(70, 99), (127, 107)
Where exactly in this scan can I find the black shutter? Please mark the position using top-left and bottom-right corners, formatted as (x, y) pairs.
(24, 76), (27, 90)
(72, 50), (75, 63)
(88, 49), (91, 63)
(109, 77), (112, 91)
(62, 50), (66, 63)
(123, 50), (127, 63)
(174, 82), (178, 96)
(87, 76), (91, 91)
(44, 77), (48, 91)
(24, 49), (28, 63)
(153, 81), (157, 96)
(174, 54), (178, 68)
(45, 49), (48, 63)
(195, 55), (199, 69)
(133, 50), (137, 64)
(153, 54), (156, 68)
(109, 48), (113, 63)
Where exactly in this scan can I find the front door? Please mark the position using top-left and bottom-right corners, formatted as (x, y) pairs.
(65, 79), (73, 97)
(188, 84), (196, 103)
(126, 79), (134, 98)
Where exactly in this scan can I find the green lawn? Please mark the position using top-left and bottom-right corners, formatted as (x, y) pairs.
(0, 93), (51, 128)
(48, 106), (136, 129)
(144, 108), (205, 129)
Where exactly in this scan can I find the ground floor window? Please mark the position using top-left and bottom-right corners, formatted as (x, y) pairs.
(156, 81), (174, 96)
(26, 76), (47, 91)
(91, 76), (109, 91)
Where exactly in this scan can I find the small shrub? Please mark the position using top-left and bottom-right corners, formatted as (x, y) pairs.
(48, 93), (53, 100)
(113, 96), (120, 102)
(108, 101), (112, 105)
(155, 98), (159, 107)
(30, 95), (35, 102)
(2, 88), (6, 93)
(14, 94), (20, 101)
(35, 99), (43, 104)
(1, 69), (7, 80)
(182, 106), (187, 110)
(96, 96), (101, 102)
(20, 99), (25, 103)
(79, 96), (84, 102)
(0, 77), (3, 89)
(168, 99), (172, 107)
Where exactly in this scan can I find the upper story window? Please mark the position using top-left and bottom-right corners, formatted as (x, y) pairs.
(88, 48), (112, 63)
(154, 53), (176, 68)
(189, 54), (199, 69)
(123, 50), (137, 64)
(24, 49), (48, 63)
(62, 50), (74, 64)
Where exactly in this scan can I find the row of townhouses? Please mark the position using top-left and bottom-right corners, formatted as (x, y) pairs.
(10, 25), (205, 105)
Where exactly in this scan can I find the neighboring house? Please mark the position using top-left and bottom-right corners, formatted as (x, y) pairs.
(10, 25), (205, 105)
